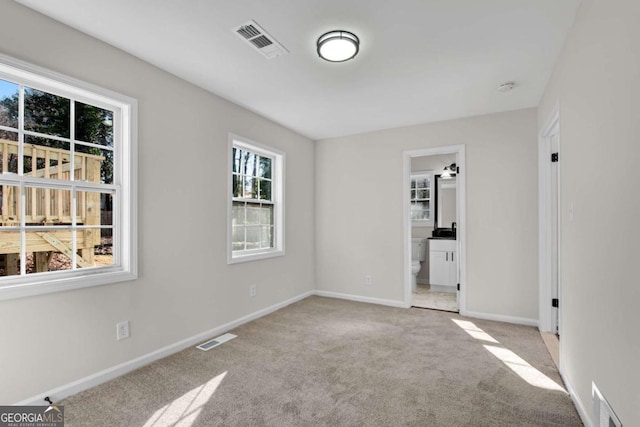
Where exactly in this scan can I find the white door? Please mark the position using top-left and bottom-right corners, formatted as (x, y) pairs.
(455, 246), (460, 309)
(551, 133), (560, 334)
(539, 110), (561, 334)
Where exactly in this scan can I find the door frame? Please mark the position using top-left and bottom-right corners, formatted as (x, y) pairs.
(538, 104), (561, 333)
(402, 144), (467, 312)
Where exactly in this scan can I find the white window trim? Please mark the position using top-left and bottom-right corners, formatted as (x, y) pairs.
(227, 134), (284, 264)
(0, 53), (137, 301)
(410, 170), (434, 227)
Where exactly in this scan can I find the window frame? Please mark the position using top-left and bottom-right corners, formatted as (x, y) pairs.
(0, 53), (137, 301)
(410, 170), (434, 227)
(227, 134), (284, 264)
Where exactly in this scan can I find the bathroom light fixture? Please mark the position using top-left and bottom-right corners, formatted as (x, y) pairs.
(317, 30), (359, 62)
(441, 163), (457, 180)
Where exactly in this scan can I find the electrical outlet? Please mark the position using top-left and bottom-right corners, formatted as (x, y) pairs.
(116, 321), (130, 340)
(364, 275), (373, 286)
(250, 284), (257, 297)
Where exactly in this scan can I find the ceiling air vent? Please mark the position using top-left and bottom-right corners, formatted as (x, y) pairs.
(233, 20), (289, 59)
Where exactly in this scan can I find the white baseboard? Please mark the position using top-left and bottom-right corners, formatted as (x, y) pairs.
(313, 290), (405, 308)
(560, 367), (593, 427)
(463, 310), (538, 327)
(15, 290), (314, 406)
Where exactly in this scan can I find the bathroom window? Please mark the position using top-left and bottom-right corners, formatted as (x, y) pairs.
(228, 134), (284, 264)
(410, 171), (433, 226)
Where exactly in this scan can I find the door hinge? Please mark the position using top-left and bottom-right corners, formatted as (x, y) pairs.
(552, 298), (559, 308)
(551, 153), (559, 162)
(456, 166), (460, 173)
(457, 283), (460, 291)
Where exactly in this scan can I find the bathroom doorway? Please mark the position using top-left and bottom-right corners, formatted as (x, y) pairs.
(403, 145), (466, 313)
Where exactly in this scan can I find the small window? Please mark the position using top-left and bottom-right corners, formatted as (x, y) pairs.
(0, 54), (137, 300)
(228, 135), (284, 263)
(410, 171), (433, 226)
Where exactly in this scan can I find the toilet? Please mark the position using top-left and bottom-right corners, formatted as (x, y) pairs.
(411, 238), (428, 292)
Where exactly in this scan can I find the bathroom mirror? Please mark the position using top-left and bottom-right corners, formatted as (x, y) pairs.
(435, 175), (457, 229)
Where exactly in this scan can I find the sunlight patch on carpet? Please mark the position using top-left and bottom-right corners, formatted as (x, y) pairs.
(451, 319), (500, 343)
(483, 345), (566, 393)
(143, 371), (227, 427)
(452, 319), (566, 393)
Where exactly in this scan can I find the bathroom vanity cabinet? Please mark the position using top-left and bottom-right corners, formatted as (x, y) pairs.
(429, 239), (457, 291)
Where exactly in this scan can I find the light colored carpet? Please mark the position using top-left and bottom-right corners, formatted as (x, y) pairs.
(60, 296), (582, 426)
(412, 284), (458, 312)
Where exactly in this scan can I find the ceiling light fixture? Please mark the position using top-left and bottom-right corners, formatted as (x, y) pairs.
(317, 30), (359, 62)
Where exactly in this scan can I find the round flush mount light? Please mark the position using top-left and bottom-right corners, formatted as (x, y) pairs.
(317, 30), (360, 62)
(497, 82), (516, 92)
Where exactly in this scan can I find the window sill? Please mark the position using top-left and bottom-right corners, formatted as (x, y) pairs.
(228, 249), (285, 265)
(0, 268), (137, 301)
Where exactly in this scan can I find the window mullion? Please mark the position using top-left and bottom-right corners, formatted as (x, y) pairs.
(243, 200), (248, 251)
(0, 124), (17, 133)
(19, 182), (26, 276)
(70, 100), (75, 182)
(113, 186), (119, 267)
(22, 130), (71, 145)
(71, 184), (77, 270)
(18, 85), (26, 275)
(232, 197), (273, 205)
(18, 85), (24, 177)
(75, 140), (114, 152)
(70, 100), (76, 271)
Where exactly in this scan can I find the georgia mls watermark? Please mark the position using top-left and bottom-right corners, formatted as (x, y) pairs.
(0, 405), (64, 427)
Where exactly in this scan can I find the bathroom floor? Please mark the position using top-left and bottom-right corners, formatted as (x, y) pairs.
(412, 284), (458, 312)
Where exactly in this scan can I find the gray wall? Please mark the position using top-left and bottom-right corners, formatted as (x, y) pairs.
(538, 0), (640, 424)
(316, 108), (539, 319)
(0, 2), (315, 404)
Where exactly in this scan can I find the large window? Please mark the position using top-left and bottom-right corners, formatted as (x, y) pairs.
(0, 54), (137, 300)
(228, 135), (284, 263)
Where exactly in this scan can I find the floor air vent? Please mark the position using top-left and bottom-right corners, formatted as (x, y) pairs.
(196, 333), (237, 351)
(592, 383), (622, 427)
(233, 20), (289, 59)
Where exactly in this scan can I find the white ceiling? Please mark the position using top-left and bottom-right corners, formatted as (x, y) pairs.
(16, 0), (581, 140)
